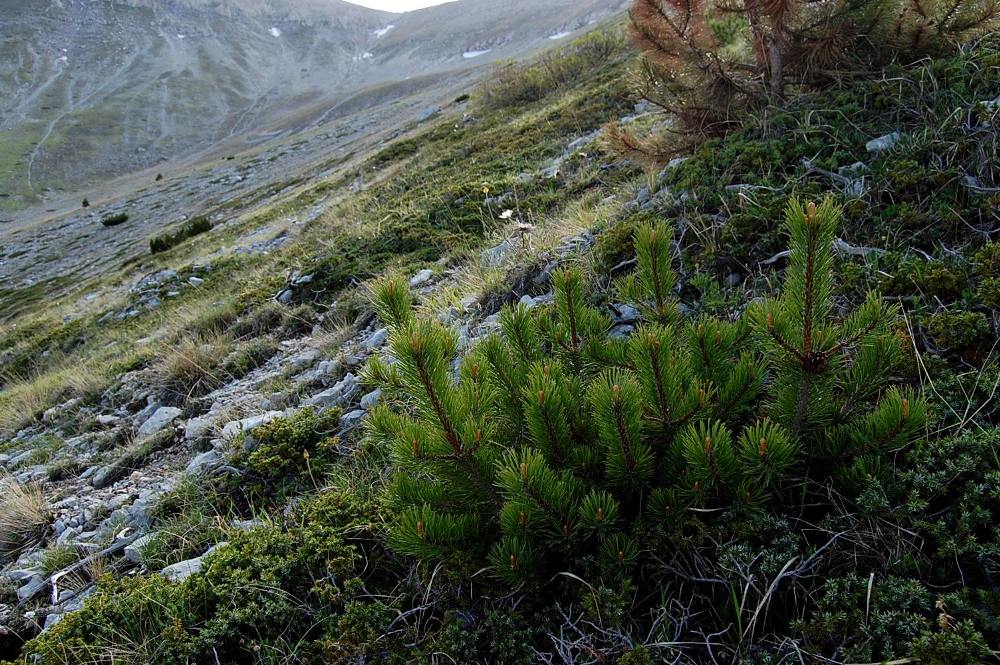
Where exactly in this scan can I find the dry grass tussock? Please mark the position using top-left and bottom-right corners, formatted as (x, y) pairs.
(155, 333), (231, 401)
(0, 364), (107, 438)
(0, 472), (50, 562)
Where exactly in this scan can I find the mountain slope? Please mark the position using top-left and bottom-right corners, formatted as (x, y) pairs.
(0, 0), (628, 213)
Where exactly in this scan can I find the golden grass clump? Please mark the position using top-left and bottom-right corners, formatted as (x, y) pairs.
(0, 472), (50, 562)
(155, 335), (230, 400)
(0, 364), (107, 438)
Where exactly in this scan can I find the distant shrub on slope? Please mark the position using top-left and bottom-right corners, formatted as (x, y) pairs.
(150, 216), (212, 254)
(100, 212), (128, 227)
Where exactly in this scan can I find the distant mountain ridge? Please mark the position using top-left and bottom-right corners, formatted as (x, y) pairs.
(0, 0), (629, 213)
(119, 0), (390, 20)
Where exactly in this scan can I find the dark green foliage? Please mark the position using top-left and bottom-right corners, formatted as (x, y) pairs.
(926, 310), (993, 356)
(367, 198), (923, 581)
(897, 429), (1000, 581)
(238, 407), (340, 481)
(657, 37), (999, 256)
(21, 494), (363, 665)
(620, 0), (998, 155)
(911, 621), (993, 665)
(99, 212), (128, 227)
(796, 574), (995, 663)
(591, 215), (642, 274)
(150, 216), (212, 253)
(80, 198), (89, 208)
(640, 38), (1000, 389)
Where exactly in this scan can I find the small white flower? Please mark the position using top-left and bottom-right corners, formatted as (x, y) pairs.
(499, 209), (514, 220)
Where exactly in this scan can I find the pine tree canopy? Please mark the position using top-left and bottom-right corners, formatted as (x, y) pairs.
(607, 0), (999, 161)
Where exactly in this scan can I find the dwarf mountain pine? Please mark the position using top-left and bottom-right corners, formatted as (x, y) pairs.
(365, 198), (925, 581)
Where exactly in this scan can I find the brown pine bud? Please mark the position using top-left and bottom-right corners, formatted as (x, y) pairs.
(596, 507), (605, 522)
(416, 521), (426, 539)
(518, 511), (526, 527)
(758, 438), (768, 458)
(537, 389), (545, 406)
(806, 201), (817, 224)
(901, 398), (910, 418)
(520, 462), (528, 481)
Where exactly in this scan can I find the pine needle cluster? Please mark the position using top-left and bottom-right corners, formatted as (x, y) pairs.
(365, 198), (926, 581)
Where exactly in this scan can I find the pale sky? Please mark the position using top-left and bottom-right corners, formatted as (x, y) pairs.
(343, 0), (459, 11)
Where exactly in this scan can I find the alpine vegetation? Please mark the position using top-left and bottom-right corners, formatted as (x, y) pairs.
(1, 4), (998, 662)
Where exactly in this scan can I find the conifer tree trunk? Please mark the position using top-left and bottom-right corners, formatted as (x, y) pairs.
(768, 28), (784, 102)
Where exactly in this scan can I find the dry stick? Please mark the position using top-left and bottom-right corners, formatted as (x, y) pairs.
(19, 533), (140, 609)
(742, 555), (797, 642)
(742, 531), (846, 640)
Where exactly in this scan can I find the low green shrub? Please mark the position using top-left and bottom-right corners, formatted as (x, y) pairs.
(926, 310), (992, 356)
(99, 212), (128, 227)
(911, 620), (993, 665)
(238, 407), (341, 489)
(24, 522), (355, 663)
(17, 489), (387, 665)
(150, 216), (212, 254)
